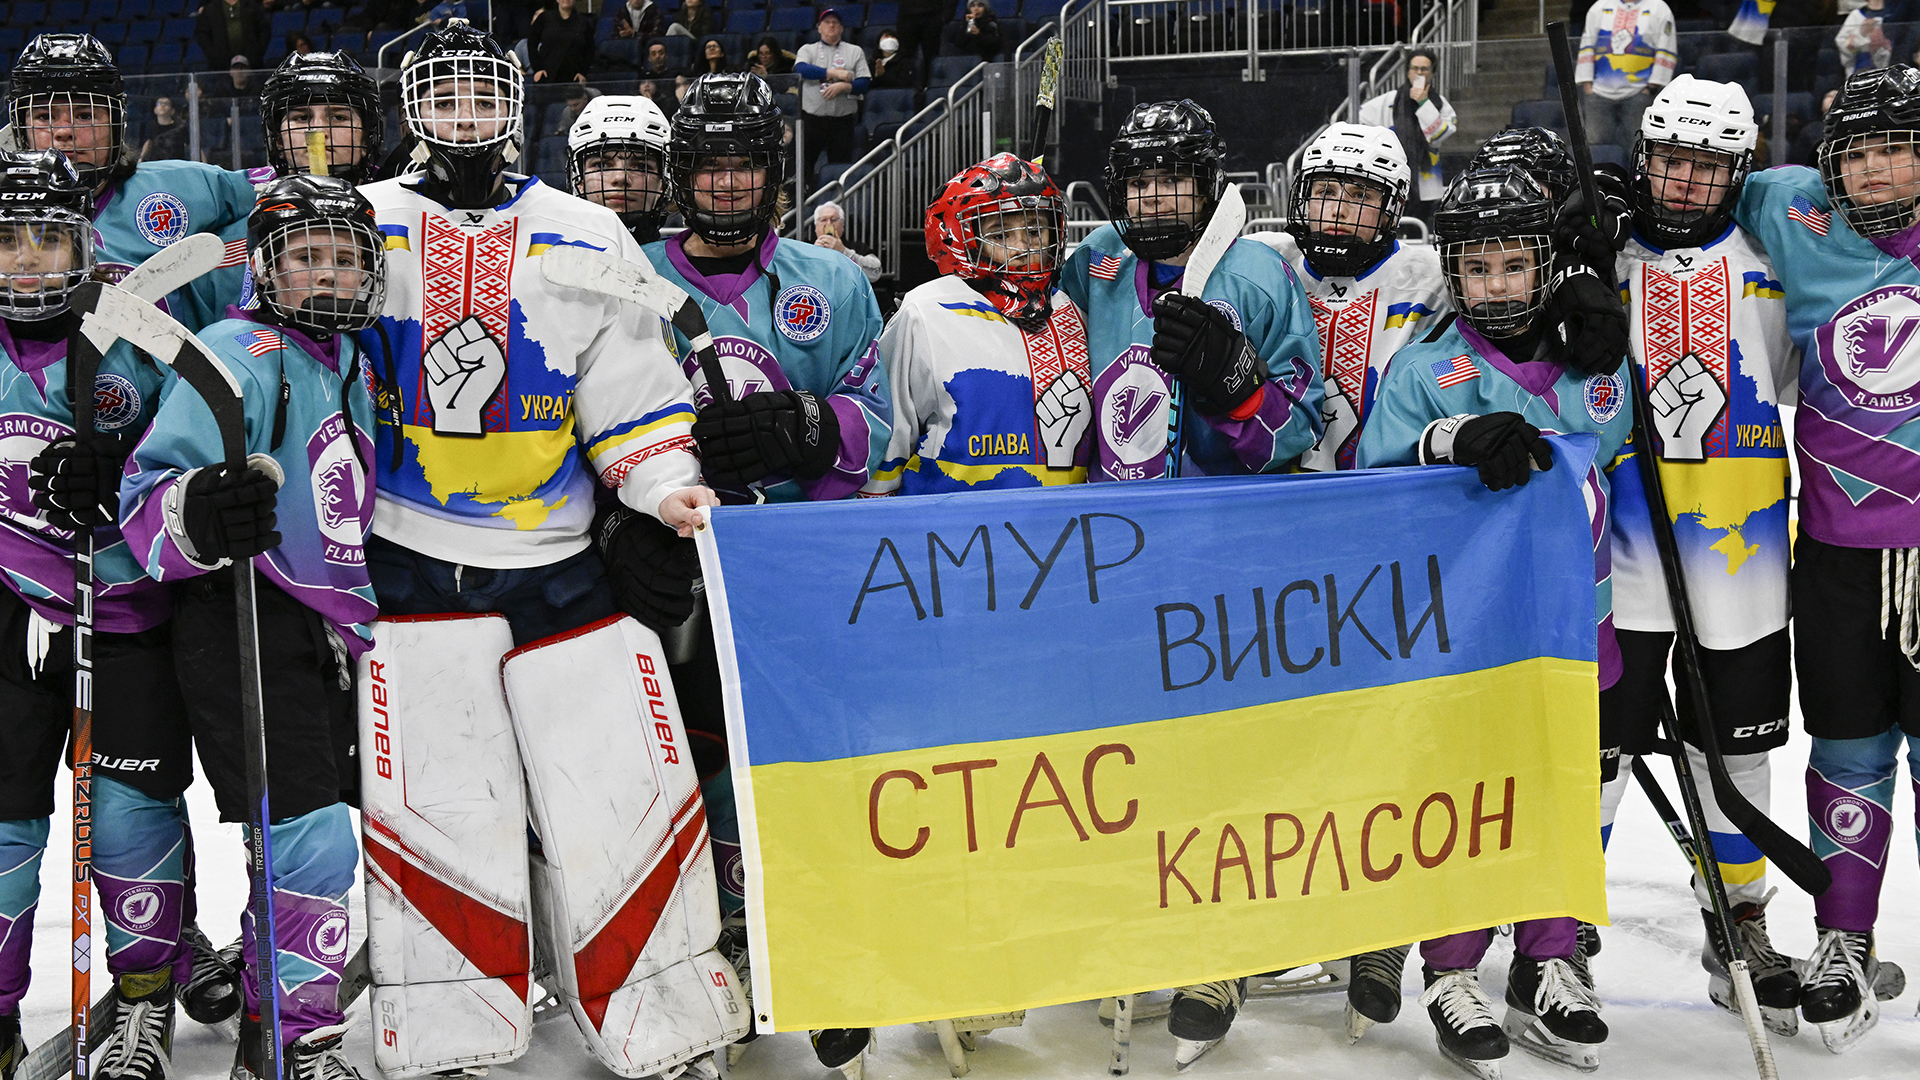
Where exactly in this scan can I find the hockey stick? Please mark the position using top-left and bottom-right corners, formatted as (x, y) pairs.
(1024, 37), (1063, 164)
(1163, 182), (1246, 479)
(64, 310), (102, 1080)
(1632, 755), (1704, 871)
(1548, 22), (1781, 1080)
(115, 232), (228, 306)
(17, 994), (115, 1080)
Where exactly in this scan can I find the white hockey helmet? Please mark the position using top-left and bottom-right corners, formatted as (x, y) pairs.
(568, 96), (671, 236)
(1288, 122), (1410, 276)
(1631, 75), (1757, 246)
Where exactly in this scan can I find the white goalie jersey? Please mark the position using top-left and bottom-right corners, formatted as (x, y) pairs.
(1248, 233), (1450, 470)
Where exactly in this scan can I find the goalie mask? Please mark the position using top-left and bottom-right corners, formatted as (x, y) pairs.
(1105, 99), (1225, 261)
(1631, 75), (1756, 249)
(569, 95), (671, 243)
(1819, 64), (1920, 239)
(0, 150), (94, 322)
(399, 20), (525, 209)
(248, 175), (388, 336)
(7, 34), (130, 191)
(668, 73), (785, 246)
(264, 50), (384, 184)
(1469, 126), (1577, 207)
(926, 153), (1064, 328)
(1287, 122), (1410, 277)
(1434, 167), (1554, 339)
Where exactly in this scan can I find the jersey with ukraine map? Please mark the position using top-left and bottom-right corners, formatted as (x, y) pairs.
(1575, 0), (1678, 101)
(355, 173), (701, 569)
(1734, 166), (1920, 550)
(1608, 224), (1796, 650)
(1249, 232), (1451, 470)
(1059, 235), (1323, 480)
(1356, 315), (1635, 688)
(94, 159), (264, 332)
(644, 230), (891, 501)
(863, 275), (1091, 495)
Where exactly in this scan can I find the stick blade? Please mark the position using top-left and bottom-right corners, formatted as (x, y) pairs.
(117, 232), (229, 304)
(539, 246), (689, 317)
(1181, 183), (1246, 300)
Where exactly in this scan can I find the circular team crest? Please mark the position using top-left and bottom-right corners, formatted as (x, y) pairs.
(1827, 795), (1873, 845)
(1101, 347), (1172, 467)
(1819, 285), (1920, 412)
(311, 909), (351, 965)
(134, 192), (189, 246)
(92, 373), (141, 431)
(1206, 298), (1242, 332)
(116, 884), (166, 933)
(308, 422), (369, 566)
(774, 284), (831, 343)
(1584, 371), (1624, 424)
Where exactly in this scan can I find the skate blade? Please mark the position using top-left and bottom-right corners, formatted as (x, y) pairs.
(838, 1053), (865, 1080)
(1708, 975), (1800, 1037)
(1501, 1011), (1599, 1072)
(1436, 1040), (1503, 1080)
(1173, 1037), (1221, 1072)
(1344, 1003), (1377, 1045)
(912, 1011), (1026, 1038)
(1100, 965), (1349, 1027)
(1814, 994), (1879, 1054)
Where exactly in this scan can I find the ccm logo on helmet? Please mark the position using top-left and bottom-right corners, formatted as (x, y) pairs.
(1675, 116), (1712, 125)
(637, 652), (679, 764)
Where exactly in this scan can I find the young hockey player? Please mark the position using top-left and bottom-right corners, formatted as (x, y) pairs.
(0, 149), (197, 1080)
(567, 95), (672, 245)
(118, 174), (386, 1080)
(865, 153), (1090, 494)
(261, 50), (386, 184)
(1600, 74), (1803, 1034)
(1728, 62), (1920, 1052)
(1355, 165), (1632, 1079)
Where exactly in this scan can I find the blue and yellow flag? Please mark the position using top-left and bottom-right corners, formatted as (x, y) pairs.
(698, 437), (1608, 1031)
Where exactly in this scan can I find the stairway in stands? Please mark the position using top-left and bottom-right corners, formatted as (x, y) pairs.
(1445, 0), (1568, 163)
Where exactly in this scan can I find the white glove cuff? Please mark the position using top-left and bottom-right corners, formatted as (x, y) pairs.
(1420, 413), (1478, 465)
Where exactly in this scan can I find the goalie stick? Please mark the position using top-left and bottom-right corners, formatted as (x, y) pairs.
(1550, 22), (1790, 1080)
(1163, 182), (1246, 478)
(1023, 38), (1063, 164)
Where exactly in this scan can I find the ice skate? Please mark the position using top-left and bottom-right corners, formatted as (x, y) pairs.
(1502, 955), (1605, 1072)
(1168, 978), (1244, 1071)
(1419, 967), (1506, 1080)
(1099, 964), (1344, 1026)
(180, 924), (243, 1027)
(1701, 900), (1801, 1037)
(1570, 922), (1599, 991)
(718, 916), (757, 1065)
(283, 1024), (364, 1080)
(810, 1027), (871, 1079)
(1345, 946), (1411, 1043)
(914, 1011), (1026, 1075)
(1801, 926), (1881, 1053)
(2, 1012), (23, 1080)
(93, 968), (176, 1080)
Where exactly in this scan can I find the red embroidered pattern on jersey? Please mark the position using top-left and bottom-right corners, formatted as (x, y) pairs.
(418, 215), (518, 433)
(1024, 301), (1092, 463)
(1309, 291), (1378, 411)
(1639, 258), (1731, 458)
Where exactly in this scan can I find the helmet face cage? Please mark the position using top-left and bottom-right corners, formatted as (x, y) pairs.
(1819, 130), (1920, 239)
(667, 140), (782, 245)
(1631, 137), (1750, 247)
(1107, 158), (1216, 261)
(570, 138), (667, 219)
(963, 199), (1064, 324)
(1288, 167), (1404, 276)
(253, 218), (388, 335)
(0, 209), (94, 321)
(1442, 234), (1550, 338)
(10, 92), (125, 184)
(401, 53), (523, 155)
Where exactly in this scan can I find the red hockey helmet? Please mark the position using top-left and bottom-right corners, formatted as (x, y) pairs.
(925, 153), (1064, 327)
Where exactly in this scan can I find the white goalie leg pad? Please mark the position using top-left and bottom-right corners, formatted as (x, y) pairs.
(502, 614), (751, 1077)
(359, 614), (535, 1077)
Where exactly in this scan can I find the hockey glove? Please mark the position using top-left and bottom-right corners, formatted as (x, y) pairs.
(28, 434), (130, 530)
(595, 503), (701, 633)
(1547, 260), (1629, 378)
(1426, 412), (1554, 491)
(1552, 165), (1631, 276)
(1149, 292), (1265, 416)
(693, 389), (842, 487)
(180, 464), (281, 562)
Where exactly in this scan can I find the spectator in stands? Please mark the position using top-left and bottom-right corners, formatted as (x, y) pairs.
(813, 199), (883, 281)
(530, 0), (597, 82)
(1358, 48), (1456, 221)
(694, 36), (736, 75)
(669, 0), (717, 38)
(871, 32), (913, 89)
(1791, 87), (1839, 164)
(752, 36), (796, 76)
(195, 0), (269, 71)
(796, 8), (871, 178)
(206, 55), (258, 98)
(615, 0), (667, 40)
(287, 31), (316, 55)
(895, 0), (947, 92)
(944, 0), (1003, 62)
(140, 95), (192, 161)
(1834, 0), (1920, 72)
(1574, 0), (1677, 149)
(554, 84), (599, 133)
(643, 41), (683, 79)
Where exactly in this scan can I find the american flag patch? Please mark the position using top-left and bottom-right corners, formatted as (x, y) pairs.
(1089, 252), (1123, 281)
(1787, 195), (1830, 236)
(237, 328), (281, 357)
(217, 237), (249, 268)
(1431, 354), (1479, 389)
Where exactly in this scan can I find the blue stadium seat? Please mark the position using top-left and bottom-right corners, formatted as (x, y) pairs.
(163, 17), (194, 40)
(85, 0), (117, 17)
(149, 40), (183, 68)
(1694, 50), (1758, 97)
(817, 161), (851, 185)
(0, 29), (26, 53)
(14, 2), (47, 22)
(998, 16), (1025, 52)
(986, 0), (1016, 16)
(863, 87), (913, 122)
(50, 0), (85, 22)
(764, 29), (800, 50)
(655, 34), (691, 67)
(726, 7), (767, 32)
(1019, 0), (1063, 17)
(1508, 98), (1565, 132)
(184, 41), (205, 66)
(271, 9), (307, 35)
(94, 23), (127, 43)
(147, 0), (188, 16)
(595, 37), (639, 68)
(116, 42), (148, 72)
(768, 6), (813, 30)
(120, 0), (150, 15)
(865, 0), (897, 25)
(129, 18), (161, 42)
(927, 54), (974, 91)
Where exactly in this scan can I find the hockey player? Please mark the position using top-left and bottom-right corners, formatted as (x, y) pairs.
(118, 174), (387, 1080)
(261, 50), (386, 184)
(1600, 74), (1803, 1034)
(567, 95), (672, 245)
(1355, 165), (1631, 1078)
(1727, 62), (1920, 1052)
(865, 153), (1089, 493)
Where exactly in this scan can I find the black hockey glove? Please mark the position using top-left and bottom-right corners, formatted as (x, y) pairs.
(595, 503), (701, 633)
(1430, 412), (1554, 492)
(1547, 260), (1629, 378)
(1149, 292), (1264, 416)
(181, 464), (281, 562)
(692, 389), (841, 487)
(28, 434), (129, 530)
(1552, 166), (1631, 277)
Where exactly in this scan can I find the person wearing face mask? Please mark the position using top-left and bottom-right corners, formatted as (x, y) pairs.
(870, 31), (912, 89)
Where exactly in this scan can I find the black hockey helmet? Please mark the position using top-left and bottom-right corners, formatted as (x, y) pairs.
(1819, 64), (1920, 238)
(263, 50), (384, 184)
(1469, 126), (1577, 207)
(247, 174), (388, 335)
(0, 149), (96, 321)
(1434, 166), (1554, 338)
(398, 20), (524, 208)
(1104, 99), (1225, 261)
(7, 34), (128, 190)
(668, 72), (785, 245)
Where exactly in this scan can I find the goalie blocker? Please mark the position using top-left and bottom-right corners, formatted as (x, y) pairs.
(358, 613), (748, 1078)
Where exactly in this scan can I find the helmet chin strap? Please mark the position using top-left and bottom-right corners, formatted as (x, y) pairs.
(417, 145), (509, 209)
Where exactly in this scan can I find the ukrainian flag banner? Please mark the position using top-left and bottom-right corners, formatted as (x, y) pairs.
(696, 437), (1609, 1032)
